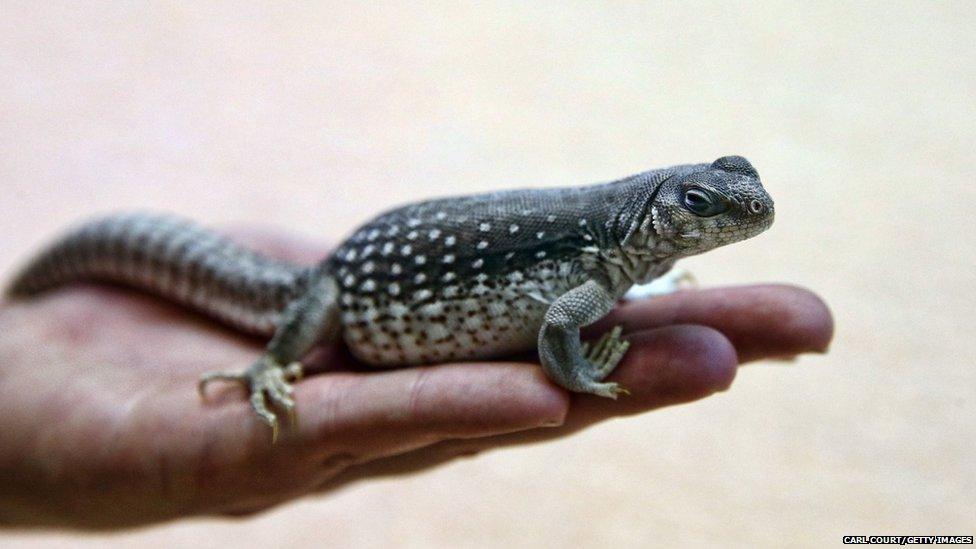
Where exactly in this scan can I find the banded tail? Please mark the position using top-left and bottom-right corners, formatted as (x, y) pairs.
(6, 213), (314, 335)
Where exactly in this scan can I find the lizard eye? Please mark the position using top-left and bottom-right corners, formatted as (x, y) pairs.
(683, 189), (727, 217)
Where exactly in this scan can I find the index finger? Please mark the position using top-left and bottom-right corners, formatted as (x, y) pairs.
(591, 283), (833, 362)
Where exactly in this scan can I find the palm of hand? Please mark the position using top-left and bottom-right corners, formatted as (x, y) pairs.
(0, 235), (832, 529)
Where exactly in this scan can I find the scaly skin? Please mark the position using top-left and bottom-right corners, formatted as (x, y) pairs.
(8, 156), (774, 439)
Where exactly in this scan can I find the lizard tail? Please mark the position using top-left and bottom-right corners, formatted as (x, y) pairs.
(5, 212), (315, 336)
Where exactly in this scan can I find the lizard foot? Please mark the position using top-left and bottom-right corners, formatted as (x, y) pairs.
(199, 357), (304, 443)
(580, 325), (631, 380)
(575, 325), (631, 398)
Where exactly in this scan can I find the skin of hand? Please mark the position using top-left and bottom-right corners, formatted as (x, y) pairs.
(0, 230), (833, 529)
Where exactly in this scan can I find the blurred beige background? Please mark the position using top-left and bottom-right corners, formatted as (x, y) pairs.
(1, 1), (973, 547)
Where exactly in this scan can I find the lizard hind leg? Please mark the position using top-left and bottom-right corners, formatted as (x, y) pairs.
(199, 273), (340, 443)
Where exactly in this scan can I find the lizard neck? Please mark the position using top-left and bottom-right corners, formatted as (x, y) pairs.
(589, 244), (674, 297)
(566, 174), (685, 294)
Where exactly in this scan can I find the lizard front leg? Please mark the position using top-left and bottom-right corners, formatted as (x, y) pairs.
(538, 279), (630, 399)
(199, 273), (341, 441)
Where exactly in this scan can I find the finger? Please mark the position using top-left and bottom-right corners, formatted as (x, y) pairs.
(289, 362), (569, 460)
(317, 324), (738, 491)
(590, 284), (833, 363)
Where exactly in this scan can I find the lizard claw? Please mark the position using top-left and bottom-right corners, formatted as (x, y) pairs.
(199, 357), (302, 443)
(590, 381), (630, 399)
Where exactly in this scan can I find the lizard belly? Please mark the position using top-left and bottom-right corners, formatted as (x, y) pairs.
(339, 261), (580, 366)
(343, 290), (547, 366)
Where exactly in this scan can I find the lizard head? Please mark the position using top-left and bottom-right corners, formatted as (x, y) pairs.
(647, 155), (774, 255)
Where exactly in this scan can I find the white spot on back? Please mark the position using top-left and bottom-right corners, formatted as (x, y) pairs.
(414, 273), (427, 284)
(536, 251), (547, 258)
(443, 254), (455, 264)
(415, 255), (427, 265)
(578, 219), (587, 226)
(435, 211), (447, 220)
(472, 258), (484, 269)
(343, 274), (356, 287)
(391, 263), (403, 275)
(442, 271), (456, 282)
(387, 225), (399, 236)
(536, 231), (545, 239)
(407, 231), (418, 240)
(477, 240), (488, 250)
(388, 282), (401, 295)
(509, 224), (519, 233)
(420, 302), (444, 316)
(444, 235), (457, 246)
(414, 288), (433, 301)
(546, 214), (556, 222)
(382, 242), (395, 255)
(361, 261), (375, 273)
(361, 279), (376, 292)
(407, 218), (422, 227)
(428, 229), (441, 240)
(479, 222), (491, 232)
(367, 229), (380, 241)
(443, 285), (459, 298)
(401, 244), (412, 256)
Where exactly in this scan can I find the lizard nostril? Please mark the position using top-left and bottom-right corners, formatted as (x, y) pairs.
(749, 199), (764, 214)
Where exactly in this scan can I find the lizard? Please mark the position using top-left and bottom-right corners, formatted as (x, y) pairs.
(6, 155), (774, 441)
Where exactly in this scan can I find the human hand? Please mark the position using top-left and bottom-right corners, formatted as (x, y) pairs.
(0, 231), (832, 529)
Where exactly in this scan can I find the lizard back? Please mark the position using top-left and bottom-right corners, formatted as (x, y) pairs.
(328, 179), (649, 365)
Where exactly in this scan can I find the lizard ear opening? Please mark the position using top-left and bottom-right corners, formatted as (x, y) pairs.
(711, 156), (758, 178)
